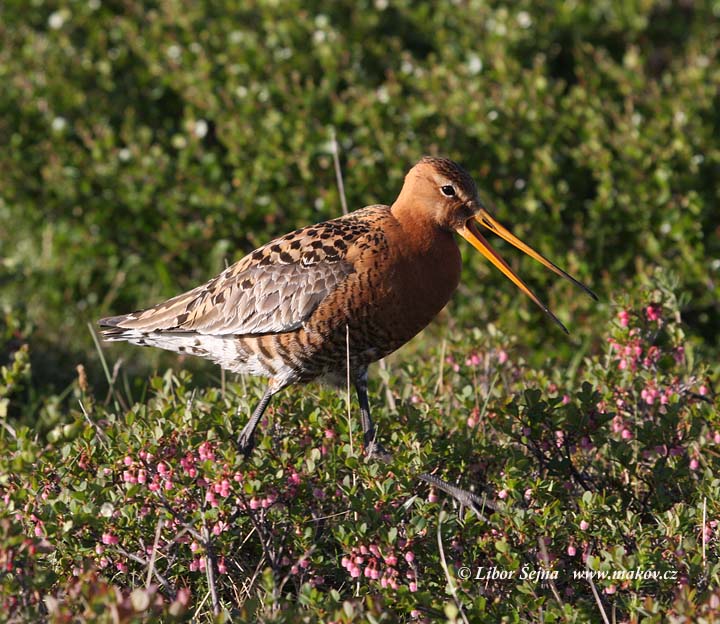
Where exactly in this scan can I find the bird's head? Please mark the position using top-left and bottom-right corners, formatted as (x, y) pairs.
(395, 156), (597, 333)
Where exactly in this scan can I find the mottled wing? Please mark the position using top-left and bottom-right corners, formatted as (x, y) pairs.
(99, 207), (385, 336)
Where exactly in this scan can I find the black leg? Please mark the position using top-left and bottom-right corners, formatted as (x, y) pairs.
(355, 369), (392, 462)
(237, 386), (276, 457)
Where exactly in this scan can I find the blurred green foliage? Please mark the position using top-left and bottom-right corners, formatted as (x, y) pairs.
(1, 0), (719, 393)
(1, 1), (720, 619)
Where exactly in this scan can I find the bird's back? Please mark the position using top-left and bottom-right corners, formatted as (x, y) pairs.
(99, 205), (397, 385)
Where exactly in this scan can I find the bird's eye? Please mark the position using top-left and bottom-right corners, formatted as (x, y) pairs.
(440, 185), (456, 197)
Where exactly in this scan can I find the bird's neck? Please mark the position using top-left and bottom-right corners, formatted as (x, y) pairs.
(390, 198), (456, 256)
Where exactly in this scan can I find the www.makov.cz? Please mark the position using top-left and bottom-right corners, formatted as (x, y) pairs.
(573, 568), (678, 581)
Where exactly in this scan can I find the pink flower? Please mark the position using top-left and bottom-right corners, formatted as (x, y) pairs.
(217, 557), (227, 574)
(497, 350), (508, 364)
(123, 456), (133, 466)
(567, 545), (576, 556)
(405, 551), (415, 563)
(466, 353), (481, 367)
(579, 520), (590, 531)
(690, 458), (699, 471)
(102, 532), (119, 545)
(645, 305), (661, 322)
(617, 310), (630, 327)
(641, 386), (659, 405)
(198, 442), (215, 462)
(605, 584), (616, 595)
(176, 587), (191, 606)
(673, 346), (685, 364)
(122, 470), (136, 484)
(699, 385), (708, 396)
(409, 581), (418, 592)
(498, 489), (508, 500)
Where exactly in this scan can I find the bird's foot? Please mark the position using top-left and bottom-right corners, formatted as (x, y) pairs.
(364, 440), (393, 464)
(236, 431), (255, 459)
(419, 472), (498, 520)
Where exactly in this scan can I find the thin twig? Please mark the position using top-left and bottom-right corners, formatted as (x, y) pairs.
(87, 322), (123, 409)
(537, 536), (564, 610)
(586, 552), (611, 624)
(77, 400), (109, 451)
(145, 517), (165, 590)
(702, 497), (707, 565)
(0, 419), (17, 439)
(434, 339), (447, 395)
(113, 546), (171, 590)
(202, 523), (220, 615)
(88, 322), (112, 388)
(277, 546), (317, 594)
(330, 127), (348, 215)
(346, 324), (353, 457)
(192, 588), (211, 621)
(436, 505), (470, 624)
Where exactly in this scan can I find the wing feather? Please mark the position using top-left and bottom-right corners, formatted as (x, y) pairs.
(98, 207), (387, 337)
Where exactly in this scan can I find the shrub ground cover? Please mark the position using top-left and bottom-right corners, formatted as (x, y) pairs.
(1, 1), (719, 621)
(2, 277), (720, 621)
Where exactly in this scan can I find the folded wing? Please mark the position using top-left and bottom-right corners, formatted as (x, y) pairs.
(98, 212), (378, 338)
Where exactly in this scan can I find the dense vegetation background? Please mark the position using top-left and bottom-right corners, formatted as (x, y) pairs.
(1, 0), (719, 621)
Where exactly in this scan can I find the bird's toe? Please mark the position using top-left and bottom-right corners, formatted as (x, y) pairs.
(364, 440), (393, 464)
(236, 432), (255, 458)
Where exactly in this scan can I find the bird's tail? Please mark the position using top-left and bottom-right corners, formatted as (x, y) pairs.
(100, 320), (252, 371)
